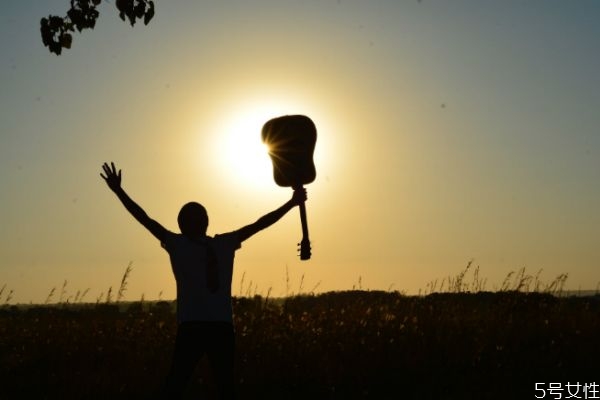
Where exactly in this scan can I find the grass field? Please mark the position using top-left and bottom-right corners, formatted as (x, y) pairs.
(1, 283), (599, 399)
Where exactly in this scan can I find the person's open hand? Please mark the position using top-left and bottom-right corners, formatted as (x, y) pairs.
(100, 162), (122, 192)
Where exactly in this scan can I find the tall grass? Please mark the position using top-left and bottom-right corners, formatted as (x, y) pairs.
(0, 260), (598, 399)
(116, 261), (133, 302)
(1, 260), (595, 307)
(423, 261), (572, 296)
(2, 285), (598, 399)
(0, 283), (13, 304)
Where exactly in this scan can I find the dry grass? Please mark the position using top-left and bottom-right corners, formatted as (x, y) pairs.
(0, 262), (598, 399)
(423, 261), (572, 296)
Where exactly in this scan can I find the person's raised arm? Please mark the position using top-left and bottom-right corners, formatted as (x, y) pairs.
(234, 188), (307, 243)
(100, 162), (168, 242)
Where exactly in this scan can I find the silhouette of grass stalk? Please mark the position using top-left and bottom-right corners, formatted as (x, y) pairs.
(239, 271), (246, 296)
(79, 288), (90, 303)
(449, 260), (473, 292)
(285, 265), (290, 297)
(4, 290), (13, 304)
(423, 262), (573, 296)
(544, 273), (568, 295)
(117, 262), (133, 302)
(59, 280), (68, 303)
(310, 281), (321, 294)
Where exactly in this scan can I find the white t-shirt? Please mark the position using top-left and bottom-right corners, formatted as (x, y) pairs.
(161, 231), (241, 323)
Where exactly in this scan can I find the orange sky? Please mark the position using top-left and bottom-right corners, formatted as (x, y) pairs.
(1, 1), (599, 303)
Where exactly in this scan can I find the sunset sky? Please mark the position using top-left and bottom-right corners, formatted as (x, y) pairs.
(1, 1), (599, 304)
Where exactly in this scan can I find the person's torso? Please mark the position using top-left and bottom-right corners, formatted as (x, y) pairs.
(162, 232), (241, 323)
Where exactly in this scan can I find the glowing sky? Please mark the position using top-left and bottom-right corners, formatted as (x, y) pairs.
(1, 1), (599, 303)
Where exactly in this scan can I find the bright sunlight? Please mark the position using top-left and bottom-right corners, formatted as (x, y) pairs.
(211, 99), (311, 191)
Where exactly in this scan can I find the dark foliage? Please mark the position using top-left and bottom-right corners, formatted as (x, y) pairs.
(40, 0), (155, 55)
(1, 291), (598, 399)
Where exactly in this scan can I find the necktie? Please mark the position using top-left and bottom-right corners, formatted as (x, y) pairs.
(205, 241), (219, 293)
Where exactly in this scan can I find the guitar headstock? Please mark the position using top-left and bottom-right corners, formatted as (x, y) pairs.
(298, 238), (311, 260)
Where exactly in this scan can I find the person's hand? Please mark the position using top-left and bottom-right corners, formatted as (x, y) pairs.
(100, 162), (122, 192)
(291, 187), (307, 206)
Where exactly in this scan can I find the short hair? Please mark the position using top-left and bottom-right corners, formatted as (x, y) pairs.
(177, 202), (208, 237)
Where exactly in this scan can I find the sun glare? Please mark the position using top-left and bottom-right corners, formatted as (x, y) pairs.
(205, 96), (332, 193)
(212, 102), (289, 190)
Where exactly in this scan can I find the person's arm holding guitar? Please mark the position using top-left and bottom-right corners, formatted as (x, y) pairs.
(234, 188), (307, 243)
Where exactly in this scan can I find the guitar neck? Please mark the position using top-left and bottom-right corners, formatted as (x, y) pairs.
(299, 200), (309, 241)
(296, 185), (311, 260)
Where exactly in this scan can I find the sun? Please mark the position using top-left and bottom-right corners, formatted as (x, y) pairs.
(212, 102), (286, 190)
(220, 114), (272, 189)
(207, 96), (331, 192)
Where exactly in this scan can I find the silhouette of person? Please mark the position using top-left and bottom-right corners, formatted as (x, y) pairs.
(100, 162), (307, 399)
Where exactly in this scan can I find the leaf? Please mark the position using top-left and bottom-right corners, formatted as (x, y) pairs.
(116, 0), (127, 13)
(41, 0), (156, 55)
(49, 41), (62, 56)
(127, 10), (136, 26)
(61, 33), (73, 49)
(134, 1), (145, 19)
(144, 1), (155, 25)
(40, 18), (51, 47)
(49, 16), (64, 30)
(87, 8), (99, 29)
(67, 8), (84, 31)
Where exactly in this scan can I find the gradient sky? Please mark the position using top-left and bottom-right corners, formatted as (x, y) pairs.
(1, 1), (599, 304)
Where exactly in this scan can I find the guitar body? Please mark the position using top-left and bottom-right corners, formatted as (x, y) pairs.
(262, 115), (317, 260)
(261, 115), (317, 188)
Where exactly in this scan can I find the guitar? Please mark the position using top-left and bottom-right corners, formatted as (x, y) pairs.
(262, 115), (316, 260)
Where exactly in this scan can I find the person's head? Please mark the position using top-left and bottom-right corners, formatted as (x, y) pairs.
(178, 202), (208, 237)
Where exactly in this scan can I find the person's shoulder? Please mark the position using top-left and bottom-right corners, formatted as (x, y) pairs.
(160, 230), (181, 250)
(164, 230), (181, 240)
(213, 231), (238, 242)
(213, 231), (242, 249)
